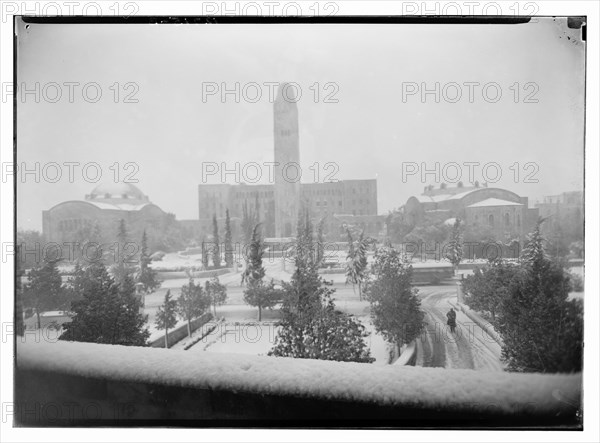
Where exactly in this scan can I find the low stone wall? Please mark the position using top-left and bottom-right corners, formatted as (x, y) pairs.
(155, 268), (231, 280)
(150, 313), (213, 348)
(14, 341), (582, 427)
(394, 341), (417, 366)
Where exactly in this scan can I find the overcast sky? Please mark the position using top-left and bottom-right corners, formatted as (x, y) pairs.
(16, 18), (585, 230)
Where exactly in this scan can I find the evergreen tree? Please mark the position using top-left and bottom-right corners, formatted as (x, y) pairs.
(177, 279), (210, 337)
(462, 259), (518, 322)
(137, 229), (161, 293)
(316, 217), (326, 267)
(201, 236), (210, 270)
(205, 276), (228, 317)
(111, 219), (136, 285)
(366, 245), (425, 354)
(345, 228), (370, 301)
(224, 209), (234, 267)
(60, 260), (149, 346)
(241, 223), (266, 286)
(446, 218), (464, 271)
(241, 200), (254, 246)
(495, 220), (583, 372)
(269, 206), (374, 363)
(155, 290), (178, 348)
(23, 258), (69, 329)
(212, 214), (220, 268)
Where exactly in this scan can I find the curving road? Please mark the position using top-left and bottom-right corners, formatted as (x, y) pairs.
(415, 286), (504, 371)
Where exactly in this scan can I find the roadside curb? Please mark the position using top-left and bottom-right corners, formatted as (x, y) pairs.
(448, 300), (504, 347)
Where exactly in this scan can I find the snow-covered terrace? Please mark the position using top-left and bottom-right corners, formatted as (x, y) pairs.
(15, 340), (581, 427)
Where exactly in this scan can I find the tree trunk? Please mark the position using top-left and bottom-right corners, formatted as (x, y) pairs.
(164, 329), (169, 348)
(187, 319), (191, 338)
(258, 306), (262, 322)
(358, 282), (362, 301)
(36, 311), (41, 330)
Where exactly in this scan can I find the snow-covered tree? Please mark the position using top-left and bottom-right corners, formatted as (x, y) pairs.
(462, 259), (518, 322)
(366, 245), (425, 353)
(155, 290), (178, 348)
(205, 276), (228, 317)
(211, 214), (220, 268)
(136, 229), (161, 294)
(23, 258), (69, 329)
(201, 237), (209, 270)
(111, 219), (136, 285)
(177, 279), (209, 337)
(494, 220), (583, 372)
(60, 260), (149, 346)
(224, 209), (234, 267)
(244, 279), (281, 321)
(270, 206), (374, 363)
(315, 217), (326, 267)
(345, 228), (370, 301)
(271, 295), (374, 363)
(241, 223), (265, 287)
(446, 218), (464, 271)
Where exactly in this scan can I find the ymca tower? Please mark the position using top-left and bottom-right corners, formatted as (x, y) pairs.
(273, 83), (300, 238)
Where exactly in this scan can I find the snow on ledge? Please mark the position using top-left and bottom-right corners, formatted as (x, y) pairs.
(17, 341), (581, 414)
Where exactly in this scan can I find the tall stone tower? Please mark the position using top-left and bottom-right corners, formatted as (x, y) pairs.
(273, 83), (300, 238)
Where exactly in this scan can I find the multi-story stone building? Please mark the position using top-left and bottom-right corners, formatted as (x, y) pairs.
(198, 83), (383, 241)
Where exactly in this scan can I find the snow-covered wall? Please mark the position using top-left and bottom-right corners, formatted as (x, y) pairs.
(15, 340), (582, 426)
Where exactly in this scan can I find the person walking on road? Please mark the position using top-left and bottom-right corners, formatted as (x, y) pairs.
(447, 307), (457, 333)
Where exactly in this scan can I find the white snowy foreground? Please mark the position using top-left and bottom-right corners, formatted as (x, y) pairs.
(17, 340), (581, 415)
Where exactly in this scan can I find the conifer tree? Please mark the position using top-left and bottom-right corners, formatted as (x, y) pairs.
(155, 290), (178, 348)
(137, 229), (161, 293)
(60, 259), (149, 346)
(201, 236), (210, 270)
(446, 218), (464, 272)
(495, 220), (583, 372)
(269, 205), (374, 363)
(23, 258), (68, 329)
(224, 209), (234, 267)
(366, 245), (425, 354)
(345, 228), (370, 301)
(212, 214), (220, 268)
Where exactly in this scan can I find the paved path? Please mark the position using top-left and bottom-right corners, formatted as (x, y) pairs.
(415, 286), (503, 371)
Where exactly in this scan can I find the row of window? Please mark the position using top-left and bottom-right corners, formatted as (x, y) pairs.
(58, 218), (92, 232)
(474, 213), (521, 228)
(234, 191), (274, 199)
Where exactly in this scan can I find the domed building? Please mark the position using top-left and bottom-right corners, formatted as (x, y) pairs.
(42, 183), (172, 255)
(404, 182), (539, 242)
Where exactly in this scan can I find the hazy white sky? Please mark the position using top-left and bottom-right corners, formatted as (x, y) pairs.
(16, 18), (585, 230)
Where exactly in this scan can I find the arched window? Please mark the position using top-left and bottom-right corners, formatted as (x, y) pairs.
(488, 214), (494, 227)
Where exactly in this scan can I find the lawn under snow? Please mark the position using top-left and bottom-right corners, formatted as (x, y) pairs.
(17, 340), (581, 415)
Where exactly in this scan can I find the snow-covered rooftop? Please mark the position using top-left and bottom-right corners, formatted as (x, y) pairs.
(467, 198), (523, 208)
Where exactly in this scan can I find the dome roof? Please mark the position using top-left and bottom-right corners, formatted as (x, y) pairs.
(87, 182), (147, 202)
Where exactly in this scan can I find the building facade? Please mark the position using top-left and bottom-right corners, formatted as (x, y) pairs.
(404, 182), (539, 242)
(42, 183), (172, 257)
(198, 83), (383, 241)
